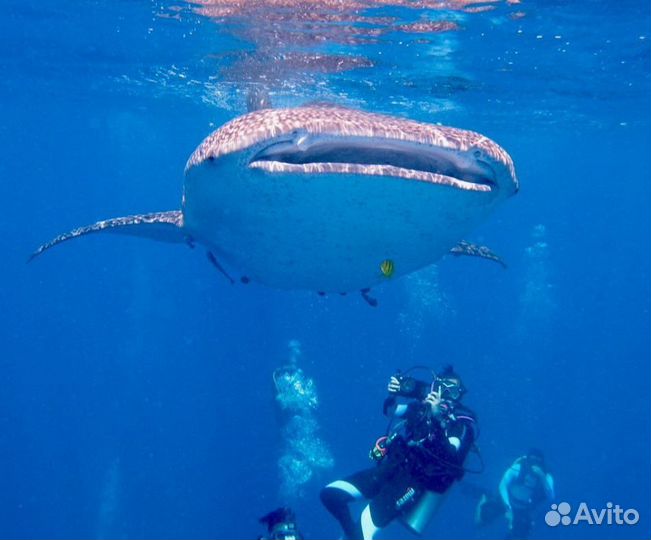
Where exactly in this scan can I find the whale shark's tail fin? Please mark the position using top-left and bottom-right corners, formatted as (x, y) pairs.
(29, 210), (185, 262)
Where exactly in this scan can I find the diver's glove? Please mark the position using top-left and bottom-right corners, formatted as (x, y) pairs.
(387, 375), (402, 393)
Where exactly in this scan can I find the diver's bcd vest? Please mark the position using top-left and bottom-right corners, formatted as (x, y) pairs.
(388, 403), (477, 488)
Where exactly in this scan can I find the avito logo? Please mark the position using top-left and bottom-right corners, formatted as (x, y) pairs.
(545, 502), (640, 527)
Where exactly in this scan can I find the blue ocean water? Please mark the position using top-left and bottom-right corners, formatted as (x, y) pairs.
(1, 1), (649, 539)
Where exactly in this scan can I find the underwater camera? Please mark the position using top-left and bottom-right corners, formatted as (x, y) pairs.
(394, 373), (417, 394)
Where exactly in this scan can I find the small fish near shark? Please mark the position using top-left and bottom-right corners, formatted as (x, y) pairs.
(30, 105), (518, 305)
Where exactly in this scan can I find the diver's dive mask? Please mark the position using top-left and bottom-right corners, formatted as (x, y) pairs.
(432, 377), (465, 401)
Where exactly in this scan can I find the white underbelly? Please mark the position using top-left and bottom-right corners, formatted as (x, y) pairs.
(183, 158), (495, 292)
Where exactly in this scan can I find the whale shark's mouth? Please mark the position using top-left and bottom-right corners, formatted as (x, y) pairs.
(249, 134), (497, 192)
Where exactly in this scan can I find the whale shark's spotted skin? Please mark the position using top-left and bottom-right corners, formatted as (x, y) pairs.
(186, 106), (517, 187)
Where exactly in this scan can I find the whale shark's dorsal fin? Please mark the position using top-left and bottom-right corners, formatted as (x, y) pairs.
(28, 210), (185, 262)
(449, 240), (506, 268)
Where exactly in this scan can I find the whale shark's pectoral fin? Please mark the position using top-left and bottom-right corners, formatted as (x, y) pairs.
(28, 210), (185, 262)
(449, 240), (507, 268)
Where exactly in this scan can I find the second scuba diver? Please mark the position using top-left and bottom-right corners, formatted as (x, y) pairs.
(475, 449), (555, 539)
(320, 365), (478, 539)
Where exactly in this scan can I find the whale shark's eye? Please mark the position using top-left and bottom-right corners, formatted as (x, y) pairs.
(295, 133), (310, 148)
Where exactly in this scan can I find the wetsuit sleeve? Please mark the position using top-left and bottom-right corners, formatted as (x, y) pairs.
(383, 396), (410, 417)
(385, 396), (427, 419)
(499, 463), (520, 508)
(446, 417), (475, 456)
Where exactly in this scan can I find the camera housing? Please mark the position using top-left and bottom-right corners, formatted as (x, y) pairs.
(395, 374), (417, 394)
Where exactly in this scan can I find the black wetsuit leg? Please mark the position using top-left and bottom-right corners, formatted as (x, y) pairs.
(367, 461), (420, 528)
(320, 486), (361, 540)
(320, 467), (387, 540)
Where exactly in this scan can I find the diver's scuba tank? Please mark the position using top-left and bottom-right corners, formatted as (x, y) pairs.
(400, 490), (446, 534)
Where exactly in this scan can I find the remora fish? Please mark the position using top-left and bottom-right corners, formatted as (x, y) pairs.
(31, 105), (517, 299)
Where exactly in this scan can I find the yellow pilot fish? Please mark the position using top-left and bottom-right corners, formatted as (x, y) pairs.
(380, 259), (395, 278)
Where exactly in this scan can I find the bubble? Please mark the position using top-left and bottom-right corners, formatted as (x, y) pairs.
(288, 339), (302, 365)
(398, 265), (455, 349)
(518, 223), (556, 330)
(275, 345), (333, 500)
(275, 369), (319, 411)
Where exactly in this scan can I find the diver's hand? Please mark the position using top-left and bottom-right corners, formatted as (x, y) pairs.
(424, 390), (443, 414)
(388, 376), (401, 393)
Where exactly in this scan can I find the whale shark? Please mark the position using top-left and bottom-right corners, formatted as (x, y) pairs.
(31, 105), (518, 301)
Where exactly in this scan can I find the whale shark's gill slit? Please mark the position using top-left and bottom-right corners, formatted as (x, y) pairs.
(250, 136), (496, 188)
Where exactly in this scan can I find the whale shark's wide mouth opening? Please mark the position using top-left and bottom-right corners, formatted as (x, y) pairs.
(248, 134), (497, 192)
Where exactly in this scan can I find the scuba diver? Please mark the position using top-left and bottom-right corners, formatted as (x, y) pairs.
(258, 507), (304, 540)
(475, 449), (555, 539)
(321, 365), (478, 540)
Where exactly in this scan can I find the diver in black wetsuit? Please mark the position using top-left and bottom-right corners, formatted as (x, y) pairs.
(320, 366), (478, 540)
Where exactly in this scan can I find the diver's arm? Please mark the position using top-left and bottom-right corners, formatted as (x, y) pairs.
(423, 392), (475, 458)
(394, 403), (409, 417)
(446, 418), (475, 455)
(383, 397), (409, 417)
(499, 463), (520, 509)
(385, 376), (429, 416)
(544, 473), (555, 500)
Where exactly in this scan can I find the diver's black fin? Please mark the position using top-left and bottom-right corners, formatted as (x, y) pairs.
(449, 240), (506, 268)
(360, 288), (378, 307)
(474, 492), (507, 526)
(206, 251), (236, 285)
(29, 210), (185, 262)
